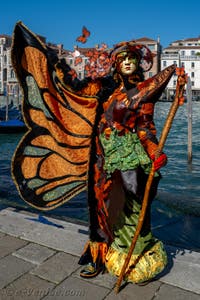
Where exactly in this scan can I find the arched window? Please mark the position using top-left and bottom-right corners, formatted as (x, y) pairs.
(11, 69), (15, 78)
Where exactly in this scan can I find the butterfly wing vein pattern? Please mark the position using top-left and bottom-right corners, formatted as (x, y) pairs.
(11, 22), (98, 210)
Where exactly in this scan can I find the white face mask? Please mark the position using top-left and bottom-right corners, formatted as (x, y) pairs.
(116, 52), (138, 76)
(120, 56), (138, 75)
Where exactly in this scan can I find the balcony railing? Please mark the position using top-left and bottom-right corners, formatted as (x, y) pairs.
(7, 77), (18, 83)
(161, 54), (200, 60)
(180, 55), (200, 60)
(161, 54), (179, 59)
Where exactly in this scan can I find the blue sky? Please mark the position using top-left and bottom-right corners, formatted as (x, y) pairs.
(2, 0), (200, 51)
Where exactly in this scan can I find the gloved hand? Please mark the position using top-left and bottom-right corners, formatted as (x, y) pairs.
(150, 153), (167, 172)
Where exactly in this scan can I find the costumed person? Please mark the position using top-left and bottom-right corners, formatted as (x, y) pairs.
(11, 22), (177, 285)
(77, 43), (173, 283)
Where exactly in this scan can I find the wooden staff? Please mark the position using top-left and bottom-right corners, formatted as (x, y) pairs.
(115, 68), (187, 293)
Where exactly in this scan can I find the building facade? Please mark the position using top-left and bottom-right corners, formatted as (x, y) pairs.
(0, 35), (17, 95)
(1, 33), (200, 104)
(161, 37), (200, 100)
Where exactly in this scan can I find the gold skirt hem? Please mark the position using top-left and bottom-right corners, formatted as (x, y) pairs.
(105, 240), (167, 283)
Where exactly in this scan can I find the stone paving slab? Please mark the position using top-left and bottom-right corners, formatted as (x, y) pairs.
(0, 235), (28, 258)
(159, 245), (200, 294)
(0, 273), (55, 300)
(21, 224), (88, 256)
(0, 209), (38, 237)
(13, 242), (56, 264)
(160, 259), (200, 295)
(31, 252), (80, 284)
(166, 245), (200, 264)
(0, 255), (34, 289)
(42, 276), (111, 300)
(105, 280), (162, 300)
(0, 208), (88, 256)
(154, 283), (200, 300)
(73, 267), (116, 289)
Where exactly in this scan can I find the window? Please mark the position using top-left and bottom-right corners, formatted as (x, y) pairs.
(191, 72), (195, 78)
(173, 80), (176, 86)
(163, 61), (167, 67)
(181, 50), (185, 56)
(3, 68), (7, 81)
(11, 69), (15, 78)
(191, 50), (195, 56)
(191, 62), (195, 68)
(191, 81), (194, 86)
(181, 62), (185, 67)
(149, 72), (153, 77)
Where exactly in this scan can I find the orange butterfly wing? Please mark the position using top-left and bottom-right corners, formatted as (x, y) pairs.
(82, 26), (90, 38)
(76, 36), (87, 43)
(76, 26), (90, 44)
(11, 22), (98, 210)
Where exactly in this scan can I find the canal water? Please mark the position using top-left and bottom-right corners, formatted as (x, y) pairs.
(0, 101), (199, 251)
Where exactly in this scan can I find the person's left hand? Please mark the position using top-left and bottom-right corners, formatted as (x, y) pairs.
(150, 153), (167, 171)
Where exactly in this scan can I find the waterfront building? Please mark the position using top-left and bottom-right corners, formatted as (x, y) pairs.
(161, 37), (200, 100)
(1, 31), (200, 104)
(0, 34), (25, 111)
(0, 35), (18, 105)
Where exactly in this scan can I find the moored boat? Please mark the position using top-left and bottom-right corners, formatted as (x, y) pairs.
(0, 119), (26, 133)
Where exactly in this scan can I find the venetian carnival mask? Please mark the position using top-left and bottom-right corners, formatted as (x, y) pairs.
(116, 51), (139, 75)
(110, 41), (153, 73)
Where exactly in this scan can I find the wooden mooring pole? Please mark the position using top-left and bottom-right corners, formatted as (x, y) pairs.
(186, 77), (192, 163)
(5, 95), (9, 121)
